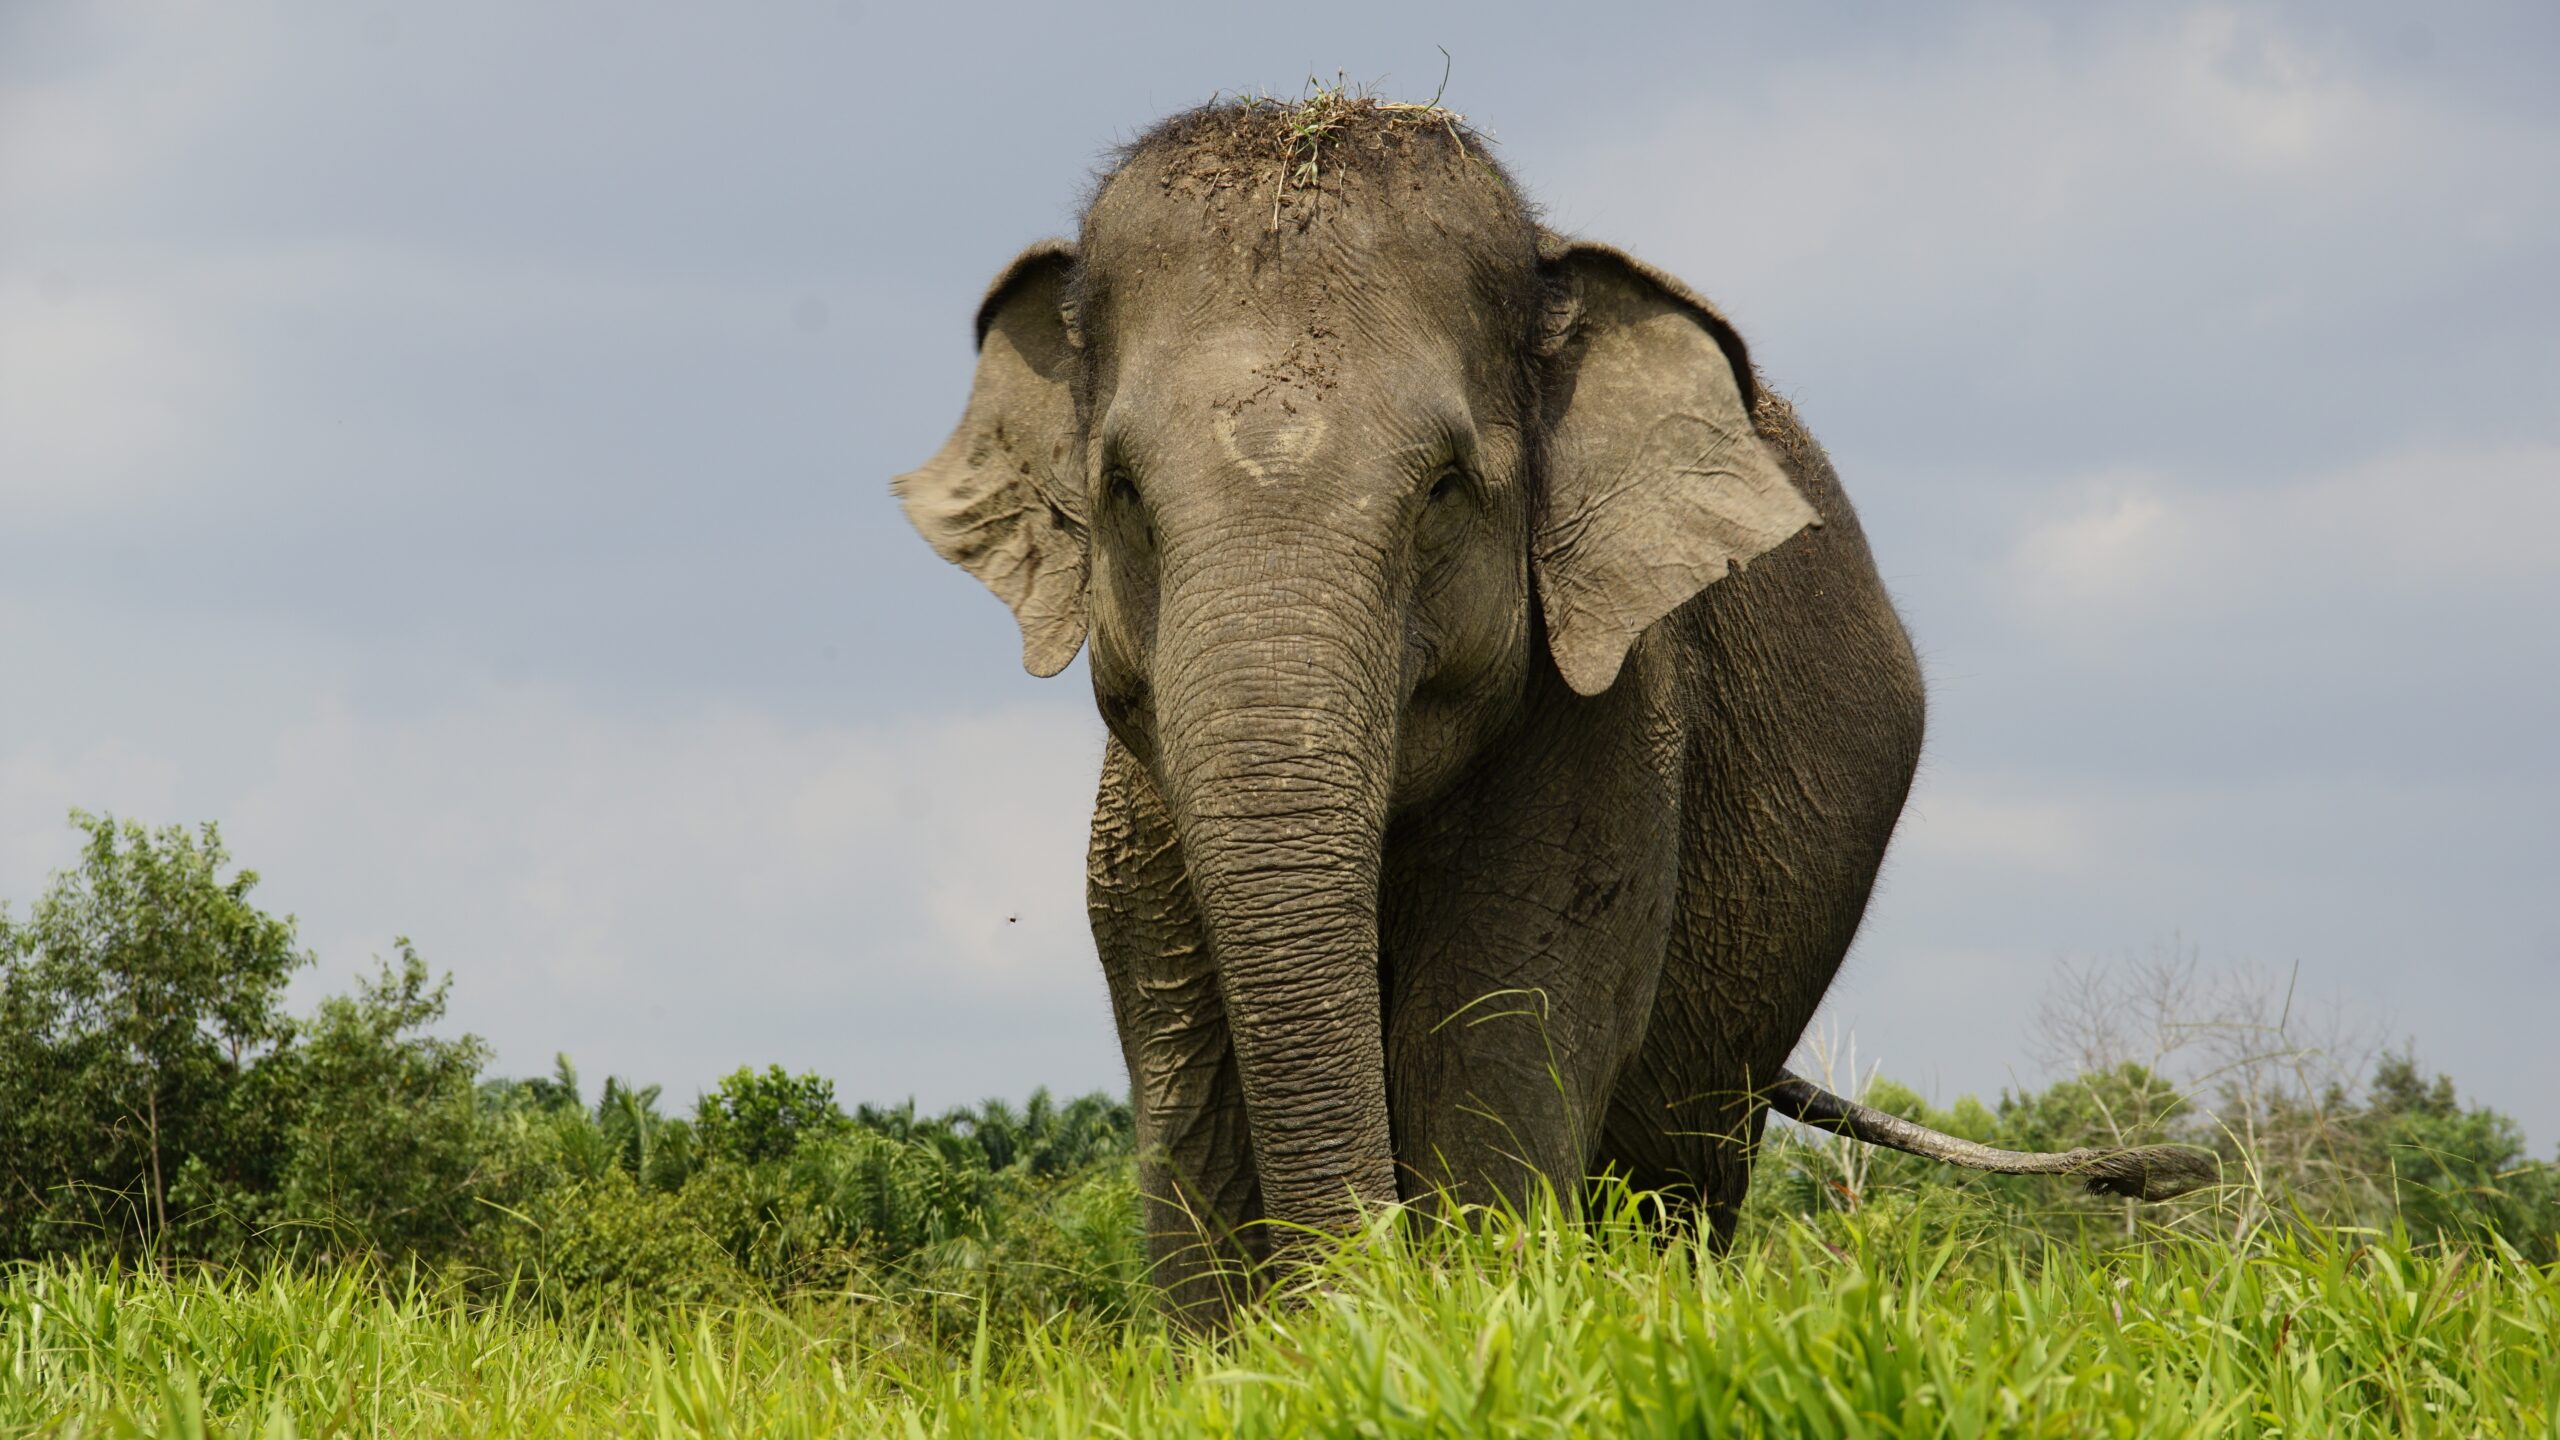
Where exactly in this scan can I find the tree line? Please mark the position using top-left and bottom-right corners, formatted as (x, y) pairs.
(0, 813), (1137, 1318)
(3, 813), (2551, 1317)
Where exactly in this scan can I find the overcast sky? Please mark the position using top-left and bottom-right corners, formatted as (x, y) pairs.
(4, 3), (2553, 1146)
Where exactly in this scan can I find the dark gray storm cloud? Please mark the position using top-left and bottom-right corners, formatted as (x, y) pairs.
(4, 3), (2553, 1137)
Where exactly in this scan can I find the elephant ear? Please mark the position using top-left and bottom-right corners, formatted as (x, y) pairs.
(894, 240), (1089, 676)
(1533, 240), (1820, 696)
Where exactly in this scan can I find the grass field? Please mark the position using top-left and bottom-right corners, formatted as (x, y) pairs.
(5, 1189), (2555, 1439)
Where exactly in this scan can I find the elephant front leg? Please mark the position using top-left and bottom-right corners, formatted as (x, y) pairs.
(1380, 682), (1684, 1213)
(1086, 741), (1259, 1326)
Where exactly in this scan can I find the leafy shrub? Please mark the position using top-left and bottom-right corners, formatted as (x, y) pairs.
(488, 1167), (746, 1311)
(2352, 1053), (2560, 1258)
(697, 1066), (852, 1165)
(270, 949), (496, 1262)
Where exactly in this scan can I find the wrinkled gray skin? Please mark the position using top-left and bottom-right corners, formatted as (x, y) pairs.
(899, 111), (1925, 1321)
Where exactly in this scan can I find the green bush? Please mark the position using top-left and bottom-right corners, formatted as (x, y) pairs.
(488, 1167), (746, 1311)
(271, 949), (496, 1263)
(696, 1066), (852, 1165)
(2355, 1053), (2560, 1259)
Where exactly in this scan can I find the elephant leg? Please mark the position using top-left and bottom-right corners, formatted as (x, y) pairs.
(1379, 668), (1684, 1213)
(1599, 784), (1817, 1247)
(1603, 793), (1891, 1248)
(1087, 740), (1259, 1326)
(1598, 708), (1918, 1247)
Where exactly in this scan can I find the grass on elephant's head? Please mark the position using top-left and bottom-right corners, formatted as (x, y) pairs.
(7, 1188), (2558, 1437)
(1243, 72), (1468, 185)
(1131, 70), (1491, 232)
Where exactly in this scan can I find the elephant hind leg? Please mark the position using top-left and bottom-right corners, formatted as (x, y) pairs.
(1595, 1068), (1770, 1250)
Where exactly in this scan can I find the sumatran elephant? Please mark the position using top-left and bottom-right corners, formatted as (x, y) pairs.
(893, 98), (2211, 1320)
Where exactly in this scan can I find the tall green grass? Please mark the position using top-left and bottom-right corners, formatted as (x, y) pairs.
(5, 1188), (2554, 1438)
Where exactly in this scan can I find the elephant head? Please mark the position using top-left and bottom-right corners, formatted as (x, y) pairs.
(895, 103), (1818, 1241)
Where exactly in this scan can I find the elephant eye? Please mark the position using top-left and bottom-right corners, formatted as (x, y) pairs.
(1105, 468), (1151, 526)
(1103, 467), (1154, 550)
(1417, 464), (1475, 557)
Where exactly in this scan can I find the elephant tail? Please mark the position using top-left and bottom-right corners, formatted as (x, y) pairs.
(1765, 1071), (2220, 1202)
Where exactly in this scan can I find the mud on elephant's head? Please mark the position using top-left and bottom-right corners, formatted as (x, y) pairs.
(897, 98), (1819, 813)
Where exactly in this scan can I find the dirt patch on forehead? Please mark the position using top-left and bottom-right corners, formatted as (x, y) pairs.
(1084, 89), (1535, 256)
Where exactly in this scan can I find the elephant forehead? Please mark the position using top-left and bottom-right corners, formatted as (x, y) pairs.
(1103, 332), (1470, 476)
(1092, 233), (1489, 345)
(1085, 244), (1533, 470)
(1086, 194), (1519, 348)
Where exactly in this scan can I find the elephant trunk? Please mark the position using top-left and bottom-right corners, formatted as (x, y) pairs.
(1151, 539), (1403, 1243)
